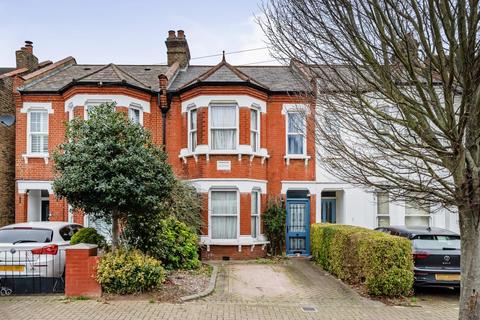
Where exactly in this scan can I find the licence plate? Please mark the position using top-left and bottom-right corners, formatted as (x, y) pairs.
(435, 273), (460, 281)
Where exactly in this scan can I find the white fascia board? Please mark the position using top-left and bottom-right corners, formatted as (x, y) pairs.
(181, 95), (266, 113)
(186, 179), (267, 194)
(64, 94), (150, 113)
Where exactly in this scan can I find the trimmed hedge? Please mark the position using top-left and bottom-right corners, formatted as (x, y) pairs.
(311, 224), (414, 297)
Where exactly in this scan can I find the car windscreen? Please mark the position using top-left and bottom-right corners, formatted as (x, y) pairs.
(0, 228), (53, 244)
(413, 235), (460, 250)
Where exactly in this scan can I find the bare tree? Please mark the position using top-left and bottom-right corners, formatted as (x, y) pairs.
(260, 0), (480, 318)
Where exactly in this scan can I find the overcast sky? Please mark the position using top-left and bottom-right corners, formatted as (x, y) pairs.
(0, 0), (276, 67)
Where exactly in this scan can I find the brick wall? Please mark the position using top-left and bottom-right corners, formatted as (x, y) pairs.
(0, 76), (16, 226)
(200, 244), (267, 260)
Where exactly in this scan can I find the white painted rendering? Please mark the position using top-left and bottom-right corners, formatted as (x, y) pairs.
(180, 95), (267, 113)
(17, 180), (53, 194)
(187, 178), (267, 194)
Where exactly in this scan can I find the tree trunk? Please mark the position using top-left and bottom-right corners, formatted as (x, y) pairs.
(459, 205), (480, 319)
(112, 213), (120, 250)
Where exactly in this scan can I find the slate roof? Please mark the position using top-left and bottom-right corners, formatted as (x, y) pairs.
(0, 67), (15, 75)
(20, 60), (308, 93)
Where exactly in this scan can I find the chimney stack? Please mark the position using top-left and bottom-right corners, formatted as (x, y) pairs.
(165, 30), (190, 68)
(16, 40), (38, 70)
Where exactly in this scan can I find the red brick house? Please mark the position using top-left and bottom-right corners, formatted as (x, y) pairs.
(13, 31), (316, 259)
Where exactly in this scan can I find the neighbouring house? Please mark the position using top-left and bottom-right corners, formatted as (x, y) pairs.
(0, 41), (59, 227)
(12, 31), (459, 259)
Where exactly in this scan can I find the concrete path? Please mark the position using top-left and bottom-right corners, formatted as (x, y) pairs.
(0, 258), (459, 320)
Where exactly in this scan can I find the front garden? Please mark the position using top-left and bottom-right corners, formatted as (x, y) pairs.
(53, 104), (208, 299)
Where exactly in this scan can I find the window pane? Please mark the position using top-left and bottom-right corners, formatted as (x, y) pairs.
(288, 135), (304, 154)
(405, 215), (430, 227)
(251, 216), (258, 238)
(190, 109), (197, 130)
(211, 129), (236, 150)
(251, 192), (258, 215)
(377, 192), (389, 215)
(211, 106), (236, 127)
(377, 216), (390, 227)
(406, 200), (430, 215)
(251, 131), (258, 152)
(288, 112), (304, 133)
(250, 109), (258, 130)
(212, 216), (237, 239)
(31, 135), (48, 153)
(190, 131), (197, 151)
(129, 108), (140, 124)
(30, 111), (47, 133)
(211, 191), (237, 215)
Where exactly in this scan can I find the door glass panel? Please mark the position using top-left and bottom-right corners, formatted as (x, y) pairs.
(289, 237), (306, 251)
(289, 203), (306, 232)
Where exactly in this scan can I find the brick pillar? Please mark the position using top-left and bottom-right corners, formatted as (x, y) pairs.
(65, 244), (102, 298)
(15, 192), (28, 223)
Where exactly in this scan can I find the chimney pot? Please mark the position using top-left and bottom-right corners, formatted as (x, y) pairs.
(177, 30), (185, 38)
(168, 30), (176, 39)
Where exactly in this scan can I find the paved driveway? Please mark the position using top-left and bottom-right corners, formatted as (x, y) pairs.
(1, 258), (459, 320)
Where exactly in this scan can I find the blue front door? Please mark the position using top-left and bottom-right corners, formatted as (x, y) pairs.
(286, 199), (310, 255)
(321, 199), (336, 223)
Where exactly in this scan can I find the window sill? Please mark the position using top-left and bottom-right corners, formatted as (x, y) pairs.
(200, 236), (269, 252)
(179, 145), (269, 163)
(284, 155), (311, 166)
(22, 153), (49, 164)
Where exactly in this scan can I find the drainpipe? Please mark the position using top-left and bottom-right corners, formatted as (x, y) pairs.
(157, 75), (170, 148)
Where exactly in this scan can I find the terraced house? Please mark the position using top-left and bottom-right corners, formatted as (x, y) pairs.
(11, 31), (459, 259)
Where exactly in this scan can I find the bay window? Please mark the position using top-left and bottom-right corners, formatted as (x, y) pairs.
(287, 112), (306, 155)
(188, 108), (197, 152)
(210, 105), (237, 150)
(250, 108), (259, 152)
(28, 110), (48, 154)
(210, 190), (238, 239)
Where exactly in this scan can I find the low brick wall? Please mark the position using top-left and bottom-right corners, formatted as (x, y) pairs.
(65, 244), (102, 298)
(201, 244), (267, 260)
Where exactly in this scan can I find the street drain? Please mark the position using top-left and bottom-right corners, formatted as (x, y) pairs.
(301, 306), (317, 312)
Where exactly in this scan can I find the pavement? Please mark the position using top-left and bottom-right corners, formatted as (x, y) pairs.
(0, 258), (459, 320)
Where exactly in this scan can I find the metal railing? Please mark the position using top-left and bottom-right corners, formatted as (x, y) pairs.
(0, 247), (66, 295)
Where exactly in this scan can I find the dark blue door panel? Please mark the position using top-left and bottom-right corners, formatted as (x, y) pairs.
(286, 199), (310, 255)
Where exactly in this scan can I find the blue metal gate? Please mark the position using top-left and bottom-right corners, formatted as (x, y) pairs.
(286, 199), (310, 255)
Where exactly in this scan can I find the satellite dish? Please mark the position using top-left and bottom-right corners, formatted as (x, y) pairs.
(0, 115), (15, 127)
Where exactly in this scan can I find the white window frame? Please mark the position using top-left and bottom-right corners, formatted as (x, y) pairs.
(251, 189), (261, 238)
(128, 103), (143, 125)
(250, 107), (260, 153)
(376, 191), (390, 227)
(405, 197), (431, 227)
(188, 107), (198, 152)
(27, 108), (49, 156)
(286, 111), (307, 156)
(208, 103), (239, 151)
(208, 188), (240, 240)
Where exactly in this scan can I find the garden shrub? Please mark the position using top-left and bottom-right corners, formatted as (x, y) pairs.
(96, 249), (165, 294)
(70, 227), (106, 248)
(125, 216), (200, 270)
(311, 224), (414, 297)
(262, 198), (286, 256)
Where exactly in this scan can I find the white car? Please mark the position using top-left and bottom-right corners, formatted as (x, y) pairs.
(0, 222), (83, 280)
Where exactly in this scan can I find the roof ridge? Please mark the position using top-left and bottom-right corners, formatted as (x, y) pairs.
(113, 64), (151, 88)
(74, 63), (112, 82)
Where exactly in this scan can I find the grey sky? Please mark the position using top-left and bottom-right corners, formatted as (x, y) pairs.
(0, 0), (275, 67)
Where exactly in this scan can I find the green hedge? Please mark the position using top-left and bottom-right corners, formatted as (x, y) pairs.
(311, 224), (414, 297)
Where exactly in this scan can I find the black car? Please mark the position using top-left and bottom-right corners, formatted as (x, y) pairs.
(375, 226), (460, 287)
